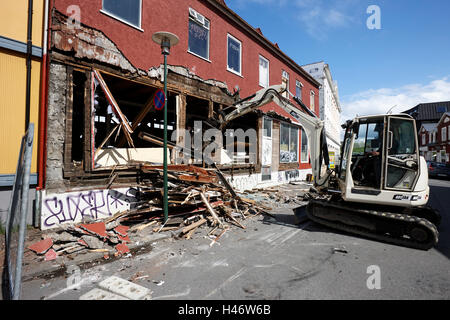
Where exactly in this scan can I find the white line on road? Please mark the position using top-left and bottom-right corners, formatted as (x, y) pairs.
(204, 267), (247, 299)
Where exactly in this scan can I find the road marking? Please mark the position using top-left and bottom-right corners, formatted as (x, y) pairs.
(204, 267), (247, 299)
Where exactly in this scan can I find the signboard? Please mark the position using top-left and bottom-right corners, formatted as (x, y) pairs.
(154, 89), (165, 110)
(329, 151), (336, 169)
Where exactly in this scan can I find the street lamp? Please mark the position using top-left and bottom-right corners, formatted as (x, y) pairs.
(152, 31), (179, 223)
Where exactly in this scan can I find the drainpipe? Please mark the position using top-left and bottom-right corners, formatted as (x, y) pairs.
(25, 0), (33, 130)
(37, 0), (50, 191)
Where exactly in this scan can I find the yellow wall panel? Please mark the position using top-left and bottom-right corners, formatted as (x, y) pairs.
(0, 0), (44, 47)
(0, 50), (41, 175)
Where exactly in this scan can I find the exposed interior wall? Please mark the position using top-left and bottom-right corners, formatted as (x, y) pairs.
(46, 62), (67, 190)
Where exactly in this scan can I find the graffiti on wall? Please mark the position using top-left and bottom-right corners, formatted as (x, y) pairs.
(41, 188), (138, 229)
(227, 174), (259, 192)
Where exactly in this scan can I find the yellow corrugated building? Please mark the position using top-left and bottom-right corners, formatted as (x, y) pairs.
(0, 0), (45, 185)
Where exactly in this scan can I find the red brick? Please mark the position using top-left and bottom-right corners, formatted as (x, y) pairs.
(80, 222), (107, 238)
(28, 238), (53, 255)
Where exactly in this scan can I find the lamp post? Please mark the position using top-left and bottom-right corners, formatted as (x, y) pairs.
(152, 31), (179, 223)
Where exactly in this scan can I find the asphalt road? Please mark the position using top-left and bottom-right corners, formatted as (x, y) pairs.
(21, 178), (450, 300)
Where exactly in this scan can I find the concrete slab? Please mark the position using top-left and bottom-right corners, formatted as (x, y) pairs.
(99, 276), (151, 300)
(79, 288), (129, 300)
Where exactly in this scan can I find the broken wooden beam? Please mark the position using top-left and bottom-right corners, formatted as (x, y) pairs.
(181, 218), (207, 234)
(200, 191), (223, 228)
(178, 174), (218, 184)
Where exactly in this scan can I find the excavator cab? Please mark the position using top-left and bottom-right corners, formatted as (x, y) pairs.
(338, 114), (427, 207)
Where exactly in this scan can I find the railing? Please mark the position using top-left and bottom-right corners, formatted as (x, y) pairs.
(3, 123), (34, 300)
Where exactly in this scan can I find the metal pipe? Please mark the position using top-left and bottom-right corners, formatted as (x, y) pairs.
(25, 0), (33, 130)
(37, 0), (50, 190)
(163, 54), (168, 223)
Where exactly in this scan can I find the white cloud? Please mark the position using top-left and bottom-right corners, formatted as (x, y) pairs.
(294, 0), (357, 40)
(340, 77), (450, 122)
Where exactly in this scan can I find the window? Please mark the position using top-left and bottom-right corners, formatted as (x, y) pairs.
(295, 80), (303, 100)
(422, 134), (426, 146)
(259, 56), (269, 88)
(263, 116), (272, 138)
(301, 128), (308, 162)
(310, 90), (315, 110)
(280, 123), (298, 163)
(282, 70), (289, 99)
(227, 34), (242, 75)
(442, 127), (447, 141)
(102, 0), (142, 29)
(448, 125), (450, 141)
(437, 106), (447, 113)
(188, 8), (210, 60)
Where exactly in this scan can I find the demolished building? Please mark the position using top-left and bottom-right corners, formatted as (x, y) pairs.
(38, 0), (321, 230)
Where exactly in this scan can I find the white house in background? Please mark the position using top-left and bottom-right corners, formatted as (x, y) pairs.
(301, 61), (342, 155)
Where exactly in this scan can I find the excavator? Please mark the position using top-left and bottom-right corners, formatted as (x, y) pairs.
(209, 84), (440, 250)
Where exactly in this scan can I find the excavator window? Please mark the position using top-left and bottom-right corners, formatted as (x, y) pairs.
(350, 120), (384, 189)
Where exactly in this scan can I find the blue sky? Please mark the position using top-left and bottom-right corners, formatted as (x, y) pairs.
(226, 0), (450, 120)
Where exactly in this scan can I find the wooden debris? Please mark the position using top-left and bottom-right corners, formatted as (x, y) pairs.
(181, 218), (207, 235)
(200, 191), (223, 228)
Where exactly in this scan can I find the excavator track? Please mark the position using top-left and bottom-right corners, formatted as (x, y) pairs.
(306, 198), (439, 250)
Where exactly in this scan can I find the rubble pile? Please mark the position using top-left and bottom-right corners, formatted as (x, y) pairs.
(27, 165), (274, 261)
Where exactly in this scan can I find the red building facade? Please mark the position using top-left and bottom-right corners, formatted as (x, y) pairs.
(53, 0), (319, 109)
(38, 0), (321, 228)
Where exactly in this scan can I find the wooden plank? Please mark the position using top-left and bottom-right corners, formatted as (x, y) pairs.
(200, 192), (223, 228)
(178, 174), (218, 184)
(181, 218), (207, 234)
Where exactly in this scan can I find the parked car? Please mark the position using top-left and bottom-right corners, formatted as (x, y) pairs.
(427, 161), (450, 179)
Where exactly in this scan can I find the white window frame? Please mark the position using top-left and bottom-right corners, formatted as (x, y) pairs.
(227, 33), (242, 76)
(282, 70), (290, 99)
(300, 127), (309, 163)
(259, 55), (269, 88)
(188, 7), (211, 61)
(263, 116), (272, 138)
(280, 123), (299, 164)
(422, 133), (426, 146)
(310, 90), (315, 110)
(295, 80), (303, 100)
(101, 0), (143, 31)
(442, 127), (447, 141)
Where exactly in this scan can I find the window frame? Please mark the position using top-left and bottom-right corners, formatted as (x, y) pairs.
(259, 55), (269, 88)
(188, 7), (211, 61)
(442, 127), (447, 141)
(227, 33), (242, 76)
(310, 90), (315, 110)
(280, 122), (299, 164)
(300, 127), (309, 163)
(101, 0), (143, 31)
(295, 80), (303, 100)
